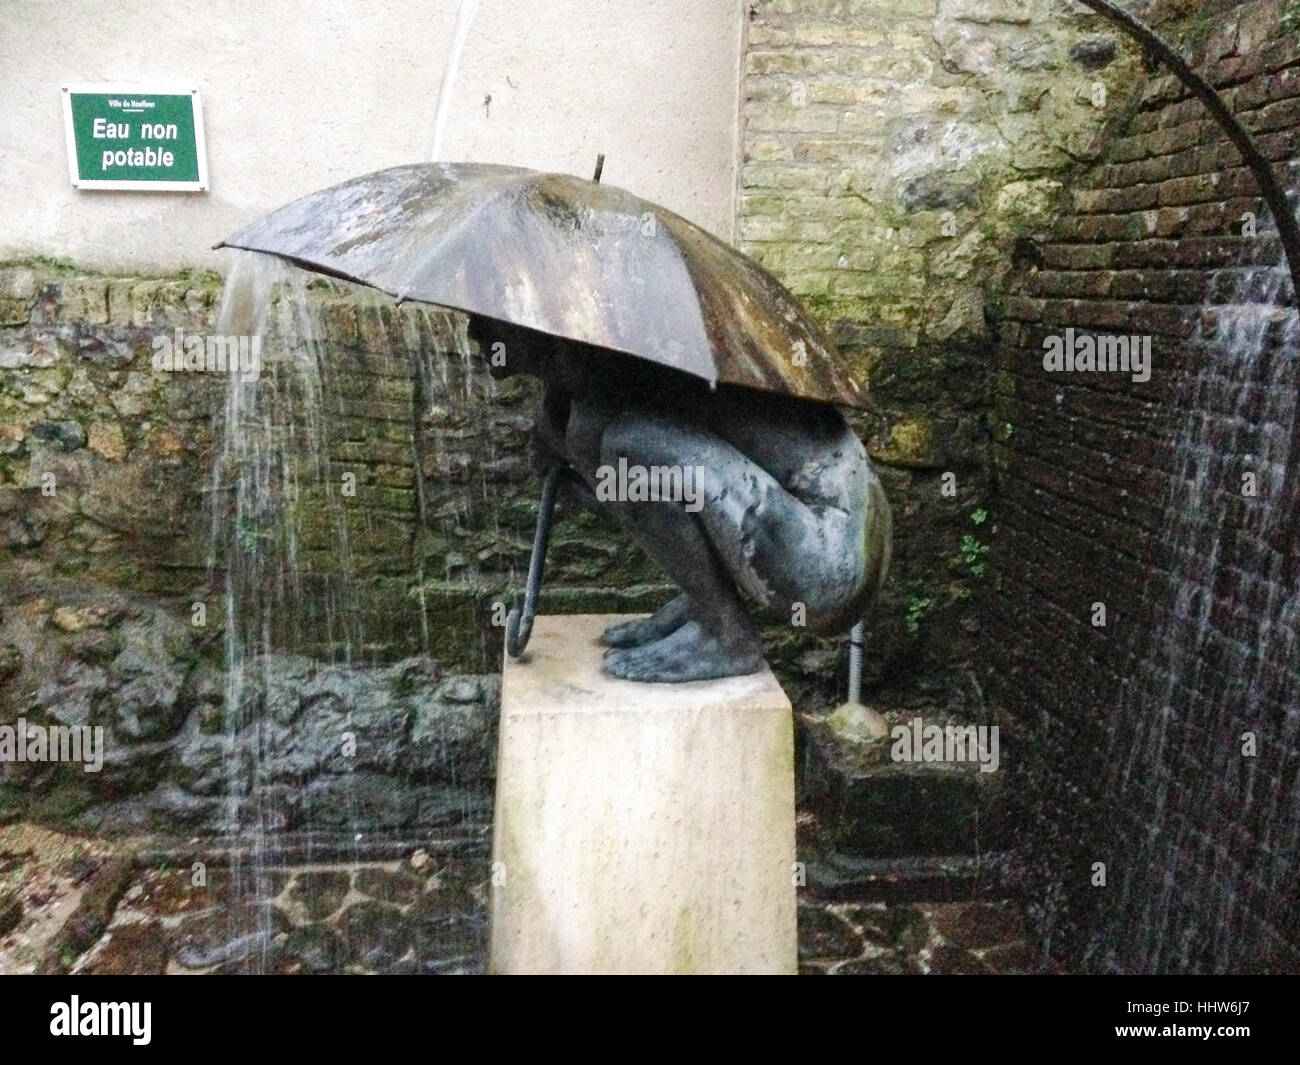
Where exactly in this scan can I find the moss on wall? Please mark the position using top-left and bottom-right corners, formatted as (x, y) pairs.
(739, 0), (1151, 698)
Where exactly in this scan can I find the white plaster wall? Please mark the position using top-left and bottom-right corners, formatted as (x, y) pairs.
(0, 0), (744, 273)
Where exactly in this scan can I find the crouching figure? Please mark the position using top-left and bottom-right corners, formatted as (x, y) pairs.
(471, 319), (892, 684)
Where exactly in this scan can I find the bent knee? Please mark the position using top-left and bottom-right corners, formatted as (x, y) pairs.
(782, 488), (892, 633)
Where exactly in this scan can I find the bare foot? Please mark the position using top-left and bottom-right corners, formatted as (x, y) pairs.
(603, 620), (763, 683)
(602, 594), (692, 649)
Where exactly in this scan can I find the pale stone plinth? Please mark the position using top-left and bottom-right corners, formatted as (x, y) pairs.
(489, 614), (797, 975)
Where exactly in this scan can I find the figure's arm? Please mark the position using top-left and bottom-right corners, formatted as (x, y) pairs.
(529, 387), (604, 512)
(525, 383), (570, 477)
(563, 396), (617, 485)
(535, 383), (570, 454)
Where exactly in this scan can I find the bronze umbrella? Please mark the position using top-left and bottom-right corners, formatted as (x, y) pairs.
(217, 161), (870, 654)
(217, 161), (868, 410)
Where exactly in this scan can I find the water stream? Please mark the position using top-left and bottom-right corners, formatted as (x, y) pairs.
(203, 253), (504, 971)
(429, 0), (481, 161)
(1091, 194), (1300, 973)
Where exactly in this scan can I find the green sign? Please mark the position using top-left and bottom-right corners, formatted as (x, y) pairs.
(62, 84), (208, 191)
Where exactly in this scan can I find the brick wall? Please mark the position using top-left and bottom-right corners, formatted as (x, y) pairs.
(739, 0), (1147, 690)
(0, 256), (911, 783)
(0, 267), (672, 832)
(988, 0), (1300, 972)
(0, 267), (673, 675)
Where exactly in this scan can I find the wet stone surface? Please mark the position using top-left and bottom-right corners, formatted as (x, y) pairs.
(73, 850), (488, 975)
(64, 848), (1052, 975)
(286, 871), (351, 921)
(796, 898), (1059, 976)
(74, 918), (168, 975)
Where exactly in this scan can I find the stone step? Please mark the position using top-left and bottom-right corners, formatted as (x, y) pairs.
(797, 710), (1009, 860)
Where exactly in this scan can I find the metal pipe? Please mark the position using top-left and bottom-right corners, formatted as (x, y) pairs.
(847, 621), (865, 705)
(1074, 1), (1300, 576)
(1073, 0), (1300, 302)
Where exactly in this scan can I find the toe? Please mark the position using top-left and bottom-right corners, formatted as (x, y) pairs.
(602, 618), (647, 648)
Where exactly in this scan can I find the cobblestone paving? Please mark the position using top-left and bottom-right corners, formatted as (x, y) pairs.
(75, 853), (486, 975)
(797, 898), (1054, 975)
(57, 851), (1052, 975)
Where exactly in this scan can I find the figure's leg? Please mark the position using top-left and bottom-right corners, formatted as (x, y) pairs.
(557, 394), (760, 677)
(593, 411), (885, 682)
(538, 397), (738, 665)
(591, 414), (789, 682)
(597, 487), (764, 682)
(609, 414), (864, 610)
(602, 592), (693, 648)
(548, 398), (703, 652)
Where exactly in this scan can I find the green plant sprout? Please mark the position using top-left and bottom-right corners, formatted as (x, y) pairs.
(904, 594), (933, 634)
(959, 534), (989, 578)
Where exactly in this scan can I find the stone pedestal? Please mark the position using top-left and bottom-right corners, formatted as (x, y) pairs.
(489, 614), (797, 974)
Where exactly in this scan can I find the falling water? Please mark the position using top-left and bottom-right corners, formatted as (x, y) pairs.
(428, 0), (481, 161)
(204, 253), (506, 971)
(1091, 191), (1300, 973)
(207, 254), (363, 968)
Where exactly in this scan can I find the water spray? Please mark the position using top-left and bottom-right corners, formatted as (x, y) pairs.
(429, 0), (481, 161)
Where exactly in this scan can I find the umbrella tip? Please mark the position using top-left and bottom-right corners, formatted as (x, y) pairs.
(592, 154), (605, 183)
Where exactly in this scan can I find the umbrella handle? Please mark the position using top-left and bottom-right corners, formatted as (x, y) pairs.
(505, 465), (568, 658)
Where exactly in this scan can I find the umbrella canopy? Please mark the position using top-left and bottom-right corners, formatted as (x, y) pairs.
(218, 162), (869, 410)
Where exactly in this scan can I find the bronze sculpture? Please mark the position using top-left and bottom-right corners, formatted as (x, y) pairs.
(471, 319), (892, 682)
(220, 161), (892, 682)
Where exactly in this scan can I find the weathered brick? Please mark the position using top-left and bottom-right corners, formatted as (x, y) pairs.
(990, 1), (1300, 977)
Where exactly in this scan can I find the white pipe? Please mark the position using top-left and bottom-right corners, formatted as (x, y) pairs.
(429, 0), (481, 162)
